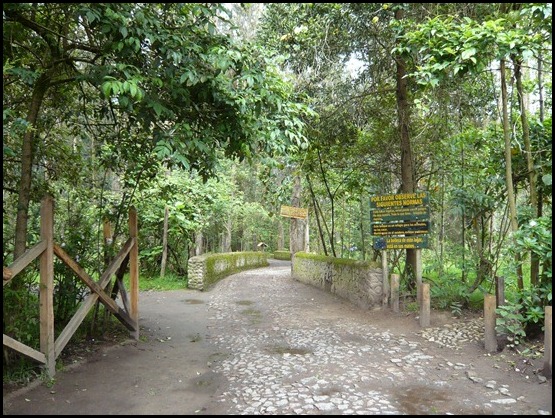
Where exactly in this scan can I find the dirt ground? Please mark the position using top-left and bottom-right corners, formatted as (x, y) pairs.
(3, 260), (552, 415)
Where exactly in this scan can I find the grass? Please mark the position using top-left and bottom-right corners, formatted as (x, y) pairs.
(119, 272), (188, 291)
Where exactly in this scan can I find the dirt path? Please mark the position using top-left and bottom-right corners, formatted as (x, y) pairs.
(3, 260), (552, 415)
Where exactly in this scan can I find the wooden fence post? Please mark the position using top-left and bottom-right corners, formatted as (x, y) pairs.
(382, 250), (389, 307)
(415, 249), (423, 306)
(484, 294), (498, 353)
(40, 195), (56, 377)
(129, 206), (139, 340)
(544, 306), (552, 378)
(391, 274), (400, 313)
(419, 283), (430, 327)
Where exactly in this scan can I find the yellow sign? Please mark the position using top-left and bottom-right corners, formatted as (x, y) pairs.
(280, 205), (308, 219)
(370, 192), (429, 208)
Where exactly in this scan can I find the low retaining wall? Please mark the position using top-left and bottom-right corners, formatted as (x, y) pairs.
(188, 251), (269, 290)
(292, 252), (382, 309)
(273, 250), (292, 260)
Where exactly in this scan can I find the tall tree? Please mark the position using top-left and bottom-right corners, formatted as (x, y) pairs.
(393, 5), (418, 280)
(396, 2), (552, 290)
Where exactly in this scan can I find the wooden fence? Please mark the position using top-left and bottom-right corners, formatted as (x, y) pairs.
(3, 195), (139, 377)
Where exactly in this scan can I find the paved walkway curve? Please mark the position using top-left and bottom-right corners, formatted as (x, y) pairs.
(3, 260), (552, 415)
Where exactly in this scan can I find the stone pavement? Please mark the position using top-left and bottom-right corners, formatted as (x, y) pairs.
(205, 260), (551, 415)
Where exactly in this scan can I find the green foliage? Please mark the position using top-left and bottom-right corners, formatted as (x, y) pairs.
(2, 284), (40, 350)
(2, 2), (552, 383)
(450, 301), (463, 318)
(404, 301), (419, 312)
(496, 303), (527, 347)
(496, 280), (551, 347)
(429, 276), (473, 310)
(139, 274), (187, 291)
(3, 292), (128, 384)
(396, 4), (552, 87)
(512, 215), (553, 283)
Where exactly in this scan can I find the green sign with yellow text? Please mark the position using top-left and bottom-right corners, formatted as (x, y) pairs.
(370, 192), (430, 249)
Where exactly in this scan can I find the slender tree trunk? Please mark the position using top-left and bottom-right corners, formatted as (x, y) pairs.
(538, 53), (544, 122)
(500, 59), (523, 290)
(223, 217), (232, 252)
(290, 175), (306, 255)
(307, 175), (328, 256)
(277, 219), (284, 250)
(359, 198), (366, 261)
(514, 56), (539, 286)
(14, 74), (50, 260)
(461, 139), (467, 283)
(317, 149), (337, 257)
(536, 53), (547, 283)
(194, 231), (203, 256)
(160, 206), (169, 277)
(394, 8), (417, 284)
(439, 171), (445, 276)
(340, 201), (346, 258)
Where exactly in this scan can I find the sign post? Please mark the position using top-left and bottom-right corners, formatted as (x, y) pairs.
(280, 205), (309, 255)
(370, 192), (430, 311)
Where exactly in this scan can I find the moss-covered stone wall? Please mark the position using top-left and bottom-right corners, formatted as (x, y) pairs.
(272, 250), (292, 260)
(292, 252), (382, 309)
(187, 251), (269, 290)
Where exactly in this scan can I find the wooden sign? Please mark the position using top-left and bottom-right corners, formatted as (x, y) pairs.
(280, 205), (308, 219)
(370, 191), (430, 249)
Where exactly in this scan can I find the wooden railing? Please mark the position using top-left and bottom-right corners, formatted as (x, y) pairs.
(3, 195), (139, 377)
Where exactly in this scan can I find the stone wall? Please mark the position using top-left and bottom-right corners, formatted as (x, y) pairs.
(272, 250), (292, 260)
(188, 251), (269, 290)
(292, 252), (382, 309)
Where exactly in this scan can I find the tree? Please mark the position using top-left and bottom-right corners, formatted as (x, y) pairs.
(396, 2), (552, 290)
(3, 3), (313, 263)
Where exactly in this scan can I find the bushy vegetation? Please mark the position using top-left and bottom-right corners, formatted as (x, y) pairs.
(3, 2), (551, 383)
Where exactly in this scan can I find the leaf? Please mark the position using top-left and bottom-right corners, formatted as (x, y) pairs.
(461, 48), (477, 60)
(129, 83), (138, 97)
(101, 81), (113, 97)
(542, 174), (552, 186)
(152, 102), (163, 117)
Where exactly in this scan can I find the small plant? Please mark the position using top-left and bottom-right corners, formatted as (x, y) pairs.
(450, 301), (463, 318)
(495, 303), (527, 347)
(405, 301), (419, 312)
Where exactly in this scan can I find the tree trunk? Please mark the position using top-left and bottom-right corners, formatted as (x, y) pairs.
(222, 217), (232, 252)
(160, 206), (169, 277)
(317, 149), (337, 257)
(290, 175), (306, 255)
(359, 198), (366, 261)
(277, 219), (284, 250)
(500, 58), (523, 290)
(439, 172), (445, 276)
(514, 56), (539, 286)
(307, 174), (329, 256)
(14, 74), (50, 260)
(394, 8), (417, 284)
(194, 231), (203, 256)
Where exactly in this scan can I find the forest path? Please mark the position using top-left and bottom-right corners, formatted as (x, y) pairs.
(3, 259), (552, 415)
